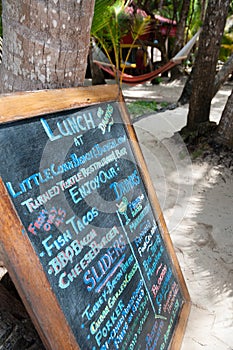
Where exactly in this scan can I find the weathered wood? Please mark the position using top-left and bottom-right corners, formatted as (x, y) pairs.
(0, 84), (120, 122)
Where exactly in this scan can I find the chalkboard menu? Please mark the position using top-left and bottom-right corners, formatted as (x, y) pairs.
(0, 86), (190, 350)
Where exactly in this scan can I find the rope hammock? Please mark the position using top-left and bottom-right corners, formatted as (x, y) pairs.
(94, 29), (201, 85)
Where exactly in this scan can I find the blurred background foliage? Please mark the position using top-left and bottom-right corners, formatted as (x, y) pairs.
(0, 1), (232, 65)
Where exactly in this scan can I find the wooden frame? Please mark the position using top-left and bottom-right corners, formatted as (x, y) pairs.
(120, 44), (138, 69)
(0, 85), (190, 350)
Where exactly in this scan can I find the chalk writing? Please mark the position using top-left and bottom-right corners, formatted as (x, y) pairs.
(122, 297), (149, 350)
(163, 281), (179, 314)
(0, 100), (185, 350)
(83, 235), (126, 292)
(116, 197), (131, 225)
(152, 264), (168, 299)
(20, 147), (128, 213)
(65, 207), (99, 235)
(146, 320), (165, 350)
(160, 299), (180, 349)
(134, 220), (151, 248)
(137, 221), (157, 257)
(21, 186), (61, 213)
(97, 104), (114, 134)
(69, 166), (118, 204)
(43, 228), (96, 260)
(58, 242), (99, 289)
(6, 136), (126, 200)
(70, 138), (126, 168)
(129, 204), (150, 232)
(110, 169), (140, 201)
(105, 254), (134, 295)
(28, 207), (66, 235)
(41, 230), (73, 258)
(129, 194), (144, 217)
(74, 135), (84, 147)
(41, 111), (95, 141)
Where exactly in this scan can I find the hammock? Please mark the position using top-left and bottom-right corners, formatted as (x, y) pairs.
(94, 29), (201, 85)
(94, 59), (177, 85)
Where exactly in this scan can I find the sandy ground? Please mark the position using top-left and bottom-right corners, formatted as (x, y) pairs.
(122, 80), (233, 350)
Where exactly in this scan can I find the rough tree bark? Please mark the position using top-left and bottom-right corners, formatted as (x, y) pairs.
(0, 0), (95, 92)
(214, 88), (233, 149)
(170, 0), (191, 80)
(213, 53), (233, 96)
(178, 51), (233, 105)
(186, 0), (230, 131)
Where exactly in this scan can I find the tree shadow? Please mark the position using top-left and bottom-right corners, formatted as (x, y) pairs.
(134, 119), (233, 348)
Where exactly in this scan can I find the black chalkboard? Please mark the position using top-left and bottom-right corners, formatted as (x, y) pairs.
(0, 88), (190, 350)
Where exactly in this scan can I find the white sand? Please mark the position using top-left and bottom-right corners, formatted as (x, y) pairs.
(129, 80), (233, 350)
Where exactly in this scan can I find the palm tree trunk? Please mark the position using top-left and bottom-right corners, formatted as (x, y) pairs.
(0, 0), (95, 93)
(186, 0), (230, 130)
(170, 0), (191, 80)
(213, 53), (233, 97)
(214, 88), (233, 149)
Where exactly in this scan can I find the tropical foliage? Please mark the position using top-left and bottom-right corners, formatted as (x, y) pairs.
(91, 0), (151, 83)
(220, 33), (233, 62)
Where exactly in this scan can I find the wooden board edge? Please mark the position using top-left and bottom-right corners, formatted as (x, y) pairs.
(169, 300), (192, 349)
(0, 84), (120, 123)
(118, 95), (191, 348)
(0, 178), (80, 350)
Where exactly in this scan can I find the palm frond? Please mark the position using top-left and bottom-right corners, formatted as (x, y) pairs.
(131, 15), (152, 40)
(91, 0), (128, 69)
(91, 0), (115, 35)
(91, 0), (154, 85)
